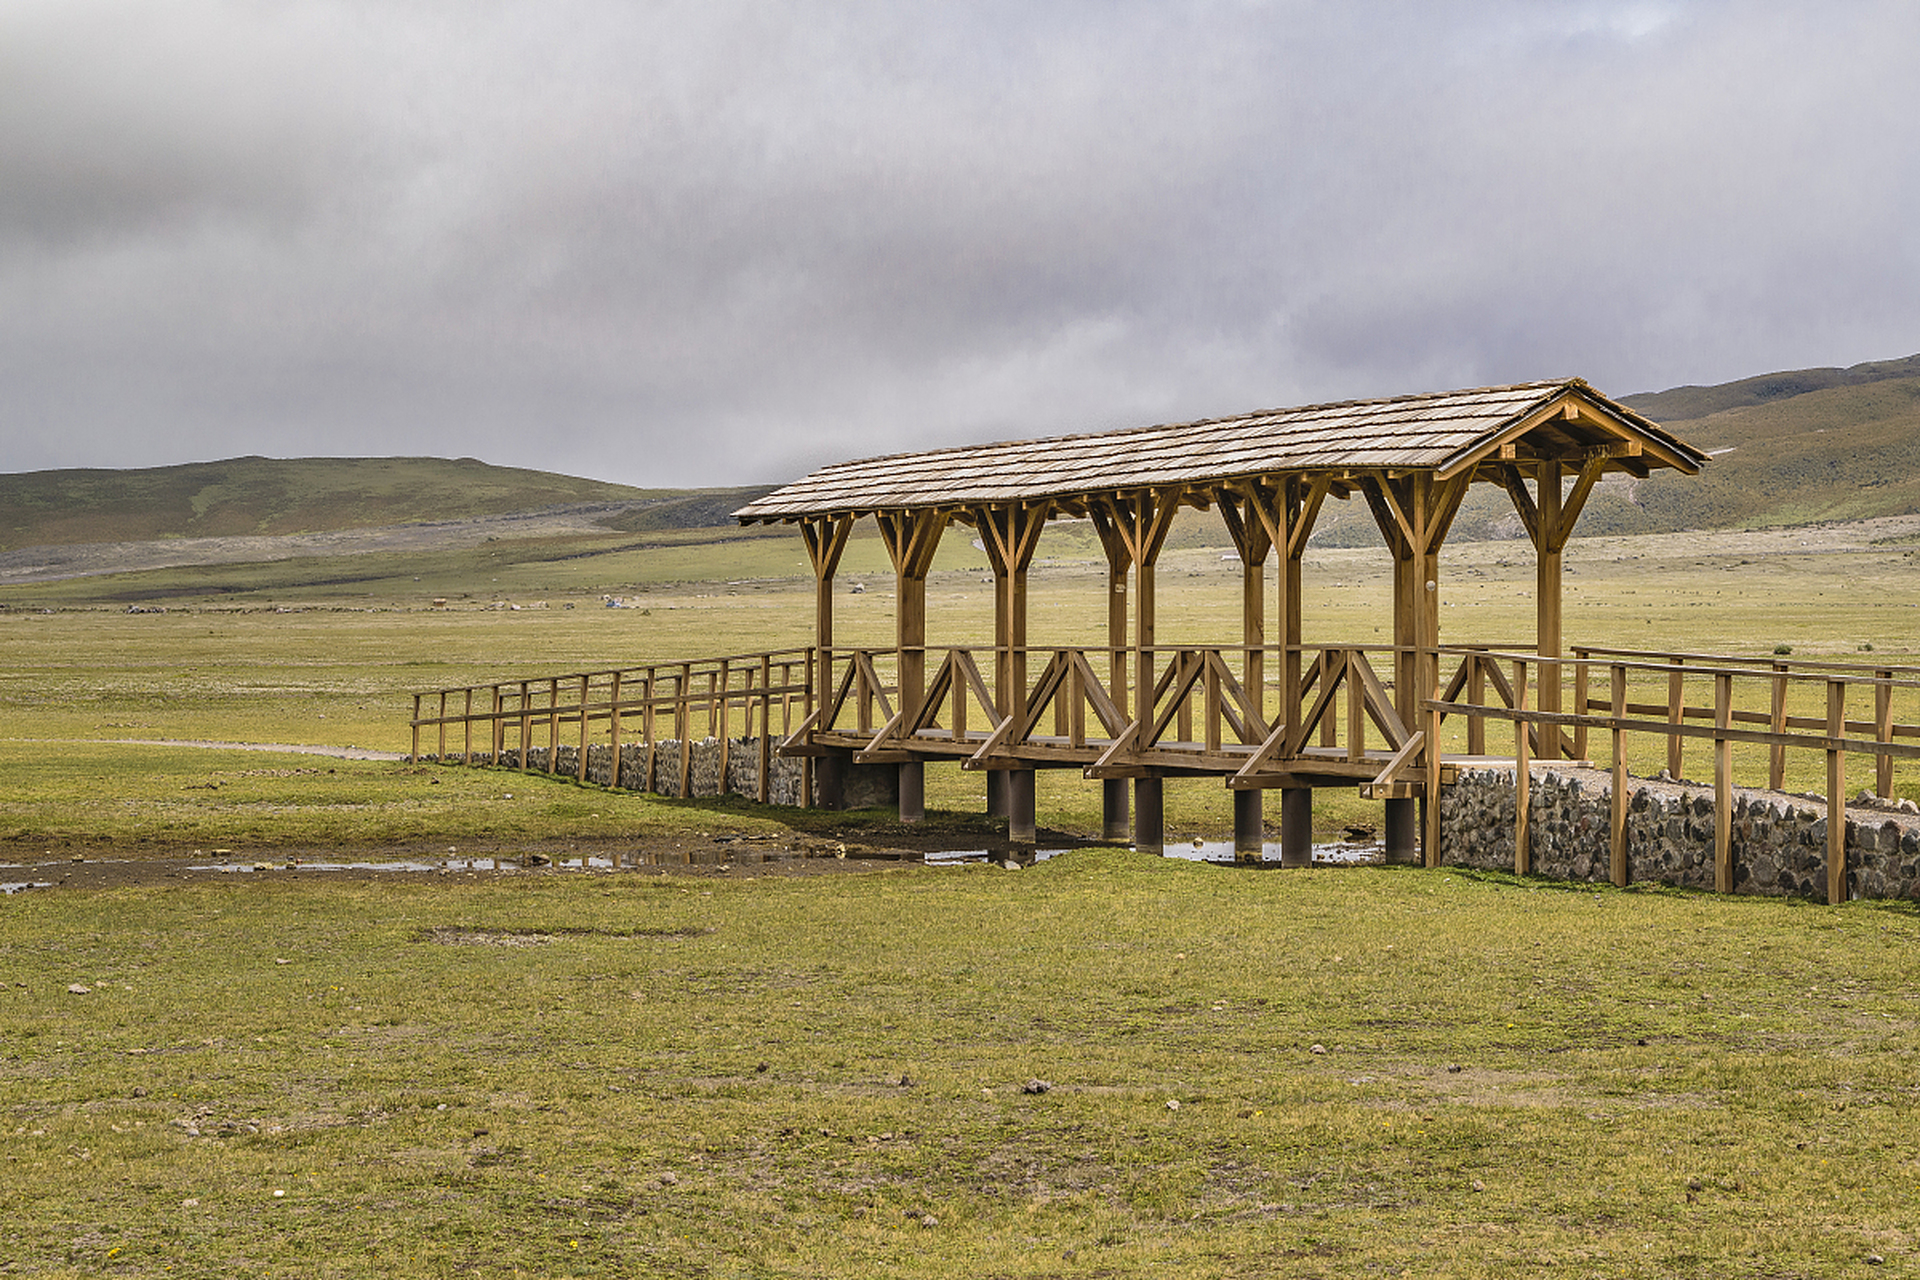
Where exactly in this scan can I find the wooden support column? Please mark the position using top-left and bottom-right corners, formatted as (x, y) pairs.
(1362, 471), (1467, 866)
(1827, 680), (1847, 905)
(1089, 489), (1181, 854)
(877, 509), (946, 824)
(1500, 452), (1604, 764)
(800, 514), (854, 809)
(1218, 483), (1276, 860)
(973, 500), (1052, 830)
(1089, 505), (1132, 841)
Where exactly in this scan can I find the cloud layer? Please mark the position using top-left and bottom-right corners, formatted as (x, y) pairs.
(3, 0), (1916, 486)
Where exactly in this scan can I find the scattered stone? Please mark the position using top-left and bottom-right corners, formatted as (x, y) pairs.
(1471, 1179), (1485, 1192)
(657, 1171), (678, 1186)
(1165, 1099), (1181, 1111)
(1309, 1044), (1327, 1055)
(1868, 1254), (1885, 1265)
(181, 1199), (200, 1208)
(1447, 1064), (1464, 1073)
(919, 1214), (938, 1228)
(67, 984), (91, 995)
(1023, 1079), (1051, 1095)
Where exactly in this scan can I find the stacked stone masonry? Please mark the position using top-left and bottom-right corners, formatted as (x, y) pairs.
(1441, 767), (1920, 902)
(422, 736), (810, 807)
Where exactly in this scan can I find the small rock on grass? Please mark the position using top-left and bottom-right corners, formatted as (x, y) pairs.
(1022, 1079), (1051, 1095)
(67, 984), (91, 995)
(1309, 1043), (1326, 1055)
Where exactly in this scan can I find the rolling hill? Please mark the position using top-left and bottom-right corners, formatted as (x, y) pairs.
(5, 352), (1918, 576)
(0, 456), (773, 553)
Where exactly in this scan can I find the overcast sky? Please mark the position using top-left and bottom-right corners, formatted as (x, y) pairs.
(3, 1), (1916, 488)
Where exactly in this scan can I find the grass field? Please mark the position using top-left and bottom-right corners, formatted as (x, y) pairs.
(4, 517), (1920, 1276)
(6, 851), (1919, 1278)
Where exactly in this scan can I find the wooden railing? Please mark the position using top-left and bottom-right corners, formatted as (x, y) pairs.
(410, 642), (1919, 901)
(408, 649), (812, 802)
(1426, 648), (1920, 901)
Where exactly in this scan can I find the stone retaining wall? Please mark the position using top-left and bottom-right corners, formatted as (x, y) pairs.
(421, 737), (810, 806)
(1441, 767), (1920, 901)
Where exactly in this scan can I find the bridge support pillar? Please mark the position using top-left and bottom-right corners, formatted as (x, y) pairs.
(1233, 789), (1264, 862)
(1133, 777), (1164, 855)
(987, 770), (1009, 818)
(1280, 787), (1312, 867)
(1009, 769), (1036, 845)
(1384, 796), (1418, 864)
(1102, 779), (1129, 842)
(816, 755), (846, 811)
(898, 761), (924, 824)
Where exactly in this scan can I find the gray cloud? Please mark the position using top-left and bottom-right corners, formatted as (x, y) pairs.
(2, 0), (1916, 486)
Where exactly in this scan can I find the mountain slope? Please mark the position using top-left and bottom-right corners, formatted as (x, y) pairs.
(0, 456), (771, 552)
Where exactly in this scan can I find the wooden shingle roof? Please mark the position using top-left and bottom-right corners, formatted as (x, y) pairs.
(734, 378), (1705, 523)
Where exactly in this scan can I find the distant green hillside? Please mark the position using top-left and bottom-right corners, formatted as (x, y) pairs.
(0, 456), (771, 551)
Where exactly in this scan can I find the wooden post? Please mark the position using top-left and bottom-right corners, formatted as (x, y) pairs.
(1714, 671), (1732, 893)
(577, 674), (591, 783)
(1090, 490), (1179, 854)
(1667, 658), (1685, 780)
(411, 693), (422, 763)
(1875, 668), (1894, 800)
(1425, 691), (1444, 868)
(1572, 650), (1590, 762)
(546, 677), (560, 775)
(800, 515), (853, 809)
(878, 510), (946, 824)
(517, 680), (531, 770)
(1467, 655), (1487, 756)
(1827, 679), (1847, 905)
(1769, 661), (1789, 790)
(1091, 506), (1132, 841)
(1514, 659), (1530, 876)
(1610, 663), (1628, 887)
(463, 687), (474, 765)
(757, 654), (772, 804)
(1536, 458), (1563, 762)
(609, 670), (624, 789)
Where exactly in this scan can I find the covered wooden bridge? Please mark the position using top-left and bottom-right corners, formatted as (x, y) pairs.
(732, 378), (1709, 863)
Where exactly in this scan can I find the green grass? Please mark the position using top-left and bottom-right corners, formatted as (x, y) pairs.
(4, 508), (1920, 1274)
(4, 855), (1919, 1277)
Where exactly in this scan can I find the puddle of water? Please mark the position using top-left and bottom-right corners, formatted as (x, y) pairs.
(3, 881), (54, 895)
(926, 841), (1384, 867)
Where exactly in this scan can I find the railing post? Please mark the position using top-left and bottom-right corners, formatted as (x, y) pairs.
(577, 674), (591, 783)
(437, 690), (448, 762)
(1513, 658), (1530, 876)
(609, 670), (625, 789)
(1666, 657), (1685, 780)
(411, 693), (422, 763)
(1467, 654), (1486, 756)
(1572, 650), (1590, 761)
(1769, 661), (1789, 790)
(1827, 679), (1847, 905)
(463, 687), (474, 765)
(1610, 663), (1628, 887)
(1876, 668), (1894, 800)
(546, 677), (560, 775)
(1714, 671), (1733, 893)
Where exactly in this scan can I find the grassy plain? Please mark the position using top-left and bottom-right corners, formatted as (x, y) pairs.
(4, 517), (1920, 1277)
